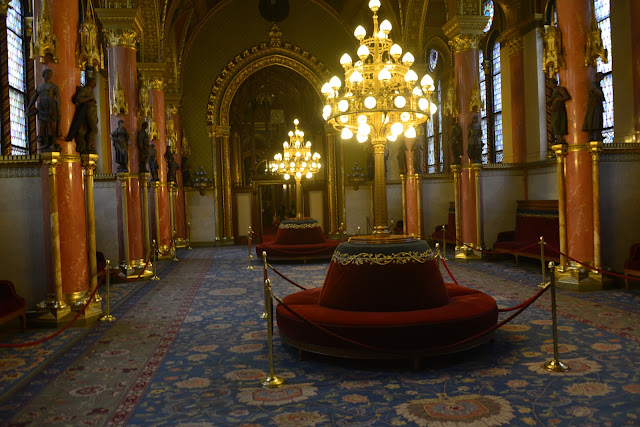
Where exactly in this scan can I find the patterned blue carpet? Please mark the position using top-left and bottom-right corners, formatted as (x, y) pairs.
(1, 246), (640, 426)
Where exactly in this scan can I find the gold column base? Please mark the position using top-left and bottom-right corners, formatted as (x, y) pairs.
(454, 244), (484, 261)
(175, 238), (189, 249)
(156, 245), (176, 261)
(117, 262), (155, 280)
(261, 375), (285, 388)
(29, 298), (102, 327)
(215, 237), (235, 246)
(554, 262), (614, 292)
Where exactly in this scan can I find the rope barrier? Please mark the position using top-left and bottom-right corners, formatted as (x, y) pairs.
(268, 263), (308, 291)
(439, 229), (547, 256)
(545, 244), (640, 282)
(0, 271), (106, 348)
(440, 258), (461, 287)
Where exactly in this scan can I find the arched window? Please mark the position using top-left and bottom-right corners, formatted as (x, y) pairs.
(425, 48), (443, 173)
(6, 0), (28, 155)
(478, 37), (503, 163)
(595, 0), (613, 143)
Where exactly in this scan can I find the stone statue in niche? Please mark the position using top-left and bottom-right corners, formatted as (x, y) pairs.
(467, 114), (483, 164)
(66, 77), (98, 154)
(450, 117), (463, 165)
(181, 156), (191, 186)
(412, 141), (423, 174)
(549, 78), (571, 144)
(111, 119), (130, 173)
(582, 72), (605, 142)
(397, 142), (407, 175)
(28, 68), (61, 152)
(165, 146), (179, 183)
(137, 122), (150, 172)
(148, 144), (159, 181)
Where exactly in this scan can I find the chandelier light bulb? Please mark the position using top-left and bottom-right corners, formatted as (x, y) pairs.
(321, 83), (332, 94)
(288, 131), (294, 137)
(284, 173), (290, 180)
(402, 52), (415, 65)
(377, 30), (386, 39)
(296, 151), (302, 157)
(290, 162), (295, 168)
(391, 122), (404, 135)
(390, 44), (402, 58)
(404, 126), (416, 138)
(380, 19), (392, 33)
(430, 102), (438, 115)
(280, 162), (285, 169)
(357, 44), (370, 60)
(349, 70), (363, 84)
(306, 172), (313, 179)
(356, 133), (368, 143)
(275, 153), (282, 161)
(340, 53), (353, 67)
(394, 96), (406, 108)
(421, 74), (435, 90)
(354, 25), (366, 40)
(329, 76), (342, 89)
(313, 152), (321, 159)
(296, 171), (302, 179)
(294, 140), (301, 149)
(323, 105), (332, 118)
(404, 70), (418, 83)
(378, 68), (392, 81)
(418, 97), (429, 111)
(400, 111), (411, 122)
(387, 133), (397, 141)
(338, 99), (349, 112)
(312, 162), (317, 168)
(294, 118), (299, 125)
(284, 152), (290, 159)
(357, 114), (367, 124)
(413, 87), (423, 96)
(364, 96), (377, 109)
(341, 128), (354, 139)
(368, 0), (381, 12)
(340, 115), (349, 123)
(283, 141), (289, 148)
(305, 141), (311, 148)
(358, 123), (371, 135)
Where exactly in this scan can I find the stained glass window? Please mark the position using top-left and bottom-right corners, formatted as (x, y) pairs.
(479, 50), (488, 162)
(428, 49), (438, 72)
(483, 1), (494, 33)
(595, 0), (613, 143)
(7, 0), (28, 154)
(492, 41), (503, 162)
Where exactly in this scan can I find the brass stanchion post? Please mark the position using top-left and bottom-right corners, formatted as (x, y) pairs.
(99, 261), (116, 322)
(539, 237), (546, 287)
(260, 251), (285, 388)
(543, 262), (570, 372)
(247, 226), (254, 270)
(442, 225), (447, 260)
(340, 222), (344, 241)
(187, 222), (192, 250)
(150, 239), (160, 281)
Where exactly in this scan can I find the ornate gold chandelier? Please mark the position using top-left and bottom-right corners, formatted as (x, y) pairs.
(321, 0), (436, 237)
(269, 119), (321, 219)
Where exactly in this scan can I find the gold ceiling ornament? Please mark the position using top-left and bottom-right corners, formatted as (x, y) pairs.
(469, 72), (484, 112)
(77, 0), (104, 70)
(443, 78), (459, 117)
(543, 24), (565, 79)
(110, 72), (129, 116)
(321, 0), (436, 236)
(32, 0), (59, 63)
(95, 6), (142, 49)
(506, 36), (523, 56)
(268, 119), (321, 219)
(584, 1), (608, 67)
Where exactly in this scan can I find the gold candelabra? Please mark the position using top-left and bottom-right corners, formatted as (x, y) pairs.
(269, 119), (321, 219)
(321, 0), (436, 236)
(347, 161), (366, 191)
(192, 166), (212, 196)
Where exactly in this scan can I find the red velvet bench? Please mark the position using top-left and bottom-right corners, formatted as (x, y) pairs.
(0, 280), (26, 330)
(276, 239), (498, 364)
(256, 218), (340, 261)
(492, 200), (560, 264)
(427, 202), (456, 246)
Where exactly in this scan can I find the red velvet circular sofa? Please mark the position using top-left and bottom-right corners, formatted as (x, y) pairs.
(256, 218), (340, 261)
(276, 239), (498, 360)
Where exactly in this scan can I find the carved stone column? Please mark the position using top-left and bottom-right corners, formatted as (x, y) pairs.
(139, 63), (172, 256)
(324, 124), (338, 233)
(96, 6), (147, 275)
(213, 125), (233, 243)
(165, 95), (187, 246)
(632, 2), (640, 139)
(404, 137), (421, 237)
(444, 15), (486, 258)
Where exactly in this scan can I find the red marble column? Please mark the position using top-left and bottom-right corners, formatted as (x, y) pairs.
(150, 85), (171, 251)
(509, 39), (527, 164)
(632, 2), (640, 138)
(557, 0), (594, 263)
(170, 107), (187, 239)
(34, 0), (90, 300)
(454, 48), (479, 245)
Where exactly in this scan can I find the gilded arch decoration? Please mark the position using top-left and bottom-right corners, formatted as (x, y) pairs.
(206, 25), (330, 130)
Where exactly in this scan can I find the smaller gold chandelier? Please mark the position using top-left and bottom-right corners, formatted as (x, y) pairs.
(269, 119), (321, 219)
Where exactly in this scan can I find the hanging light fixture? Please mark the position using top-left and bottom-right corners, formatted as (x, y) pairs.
(269, 119), (321, 219)
(321, 0), (436, 237)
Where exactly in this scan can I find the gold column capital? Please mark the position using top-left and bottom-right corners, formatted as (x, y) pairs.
(213, 125), (231, 138)
(165, 92), (182, 110)
(471, 163), (483, 172)
(138, 62), (166, 90)
(450, 164), (462, 173)
(552, 143), (567, 158)
(95, 7), (142, 49)
(80, 154), (99, 169)
(444, 15), (487, 53)
(589, 141), (603, 159)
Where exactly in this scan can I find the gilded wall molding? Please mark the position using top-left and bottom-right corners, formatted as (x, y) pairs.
(0, 167), (40, 178)
(443, 15), (487, 53)
(505, 37), (524, 56)
(33, 0), (58, 63)
(95, 7), (142, 49)
(542, 25), (565, 78)
(77, 7), (104, 69)
(447, 34), (481, 53)
(110, 72), (129, 115)
(207, 24), (329, 127)
(138, 62), (166, 90)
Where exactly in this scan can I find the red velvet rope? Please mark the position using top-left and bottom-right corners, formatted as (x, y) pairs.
(113, 250), (154, 282)
(440, 258), (461, 286)
(250, 230), (264, 240)
(0, 271), (107, 348)
(268, 264), (308, 291)
(273, 283), (549, 356)
(545, 244), (640, 282)
(440, 229), (542, 255)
